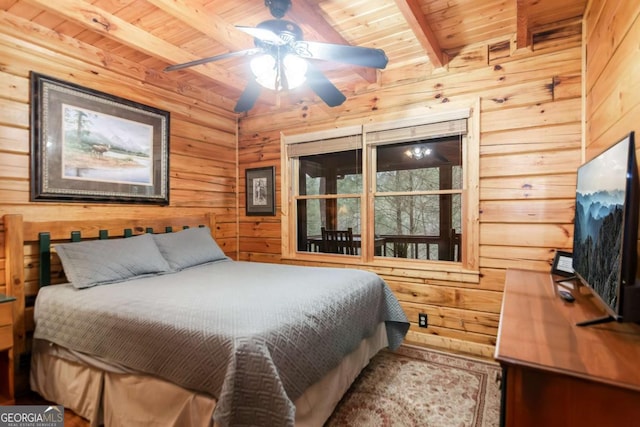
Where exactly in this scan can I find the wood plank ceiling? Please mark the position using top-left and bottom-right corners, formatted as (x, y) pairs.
(0, 0), (587, 114)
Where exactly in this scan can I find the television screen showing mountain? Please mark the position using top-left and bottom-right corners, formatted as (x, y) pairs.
(572, 138), (630, 312)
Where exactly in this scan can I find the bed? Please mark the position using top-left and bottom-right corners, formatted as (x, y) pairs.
(3, 213), (409, 427)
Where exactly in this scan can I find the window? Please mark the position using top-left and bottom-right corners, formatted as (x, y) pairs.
(286, 128), (363, 255)
(374, 137), (462, 261)
(282, 106), (478, 269)
(297, 149), (362, 254)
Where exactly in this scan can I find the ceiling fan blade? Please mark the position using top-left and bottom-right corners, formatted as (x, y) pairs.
(236, 26), (285, 45)
(305, 62), (346, 107)
(295, 41), (388, 69)
(164, 48), (263, 72)
(234, 78), (262, 113)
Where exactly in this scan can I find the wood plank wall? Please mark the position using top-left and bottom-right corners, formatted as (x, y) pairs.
(238, 24), (585, 357)
(4, 1), (635, 361)
(584, 1), (640, 158)
(0, 14), (239, 298)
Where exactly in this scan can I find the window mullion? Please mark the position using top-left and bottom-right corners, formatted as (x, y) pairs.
(294, 193), (362, 200)
(372, 189), (462, 197)
(362, 136), (374, 260)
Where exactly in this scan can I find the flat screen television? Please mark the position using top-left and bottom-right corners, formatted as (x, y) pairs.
(572, 131), (640, 326)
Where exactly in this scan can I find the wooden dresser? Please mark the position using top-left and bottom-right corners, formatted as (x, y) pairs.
(0, 295), (15, 405)
(495, 269), (640, 427)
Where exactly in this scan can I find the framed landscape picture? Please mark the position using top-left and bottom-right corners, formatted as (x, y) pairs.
(30, 72), (170, 205)
(245, 166), (275, 216)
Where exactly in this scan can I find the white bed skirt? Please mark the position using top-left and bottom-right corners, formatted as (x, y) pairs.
(30, 322), (388, 427)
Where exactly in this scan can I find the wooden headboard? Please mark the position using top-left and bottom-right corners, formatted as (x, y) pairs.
(3, 213), (216, 356)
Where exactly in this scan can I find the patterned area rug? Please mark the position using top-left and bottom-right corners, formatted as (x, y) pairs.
(325, 344), (502, 427)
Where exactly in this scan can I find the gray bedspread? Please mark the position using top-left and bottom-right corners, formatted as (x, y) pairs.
(34, 260), (409, 427)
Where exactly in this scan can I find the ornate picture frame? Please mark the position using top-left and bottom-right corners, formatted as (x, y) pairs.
(30, 72), (170, 205)
(245, 166), (276, 216)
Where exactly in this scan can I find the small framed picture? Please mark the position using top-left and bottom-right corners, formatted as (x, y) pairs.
(552, 250), (574, 276)
(245, 166), (276, 216)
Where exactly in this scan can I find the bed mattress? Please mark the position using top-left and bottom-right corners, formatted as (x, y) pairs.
(33, 260), (409, 427)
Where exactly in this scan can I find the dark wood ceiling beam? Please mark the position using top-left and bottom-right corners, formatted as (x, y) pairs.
(516, 0), (532, 50)
(22, 0), (246, 91)
(393, 0), (445, 68)
(290, 0), (377, 83)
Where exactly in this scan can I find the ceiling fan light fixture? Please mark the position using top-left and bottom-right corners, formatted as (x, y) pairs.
(283, 54), (307, 88)
(250, 54), (276, 88)
(405, 146), (432, 160)
(166, 0), (388, 112)
(250, 53), (307, 91)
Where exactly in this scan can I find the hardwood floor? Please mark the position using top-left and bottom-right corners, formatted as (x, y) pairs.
(16, 392), (89, 427)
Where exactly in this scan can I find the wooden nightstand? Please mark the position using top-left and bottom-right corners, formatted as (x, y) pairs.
(0, 295), (15, 405)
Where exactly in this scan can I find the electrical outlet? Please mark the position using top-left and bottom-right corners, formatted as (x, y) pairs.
(418, 313), (428, 328)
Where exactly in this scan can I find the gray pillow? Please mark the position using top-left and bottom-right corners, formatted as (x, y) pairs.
(153, 227), (228, 271)
(55, 233), (171, 289)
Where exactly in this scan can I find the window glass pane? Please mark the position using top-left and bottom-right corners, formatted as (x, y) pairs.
(452, 165), (462, 189)
(299, 149), (362, 195)
(377, 169), (440, 192)
(376, 137), (462, 192)
(336, 198), (361, 232)
(374, 194), (461, 261)
(296, 197), (361, 253)
(375, 195), (440, 235)
(452, 193), (461, 232)
(298, 198), (321, 237)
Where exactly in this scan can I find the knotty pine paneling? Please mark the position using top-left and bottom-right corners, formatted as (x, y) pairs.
(386, 280), (502, 314)
(0, 19), (239, 298)
(401, 301), (500, 336)
(0, 126), (29, 156)
(480, 199), (575, 224)
(480, 98), (582, 134)
(585, 0), (640, 157)
(480, 149), (581, 178)
(480, 245), (561, 272)
(0, 98), (29, 128)
(238, 32), (584, 357)
(479, 79), (555, 112)
(480, 174), (576, 200)
(480, 223), (573, 248)
(480, 122), (582, 155)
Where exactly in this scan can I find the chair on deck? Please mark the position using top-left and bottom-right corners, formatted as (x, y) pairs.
(321, 227), (356, 255)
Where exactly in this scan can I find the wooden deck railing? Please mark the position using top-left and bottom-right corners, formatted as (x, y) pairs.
(304, 233), (461, 262)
